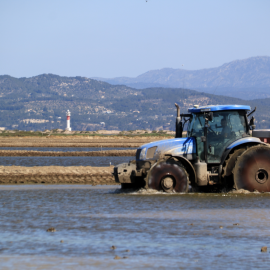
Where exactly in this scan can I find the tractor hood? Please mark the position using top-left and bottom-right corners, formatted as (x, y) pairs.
(136, 137), (196, 161)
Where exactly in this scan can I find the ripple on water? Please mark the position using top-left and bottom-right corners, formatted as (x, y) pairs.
(0, 156), (134, 167)
(0, 186), (270, 269)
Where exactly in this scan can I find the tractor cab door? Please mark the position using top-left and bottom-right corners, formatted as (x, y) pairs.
(188, 110), (248, 164)
(187, 113), (205, 161)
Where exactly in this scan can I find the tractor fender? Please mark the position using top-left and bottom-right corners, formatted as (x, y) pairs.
(145, 155), (196, 188)
(220, 137), (266, 172)
(167, 155), (196, 186)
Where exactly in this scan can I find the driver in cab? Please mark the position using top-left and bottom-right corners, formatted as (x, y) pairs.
(221, 118), (231, 138)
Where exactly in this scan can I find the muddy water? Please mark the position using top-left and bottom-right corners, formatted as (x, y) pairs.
(0, 186), (270, 269)
(0, 156), (133, 167)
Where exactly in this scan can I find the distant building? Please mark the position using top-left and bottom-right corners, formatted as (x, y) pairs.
(21, 119), (49, 124)
(66, 110), (71, 131)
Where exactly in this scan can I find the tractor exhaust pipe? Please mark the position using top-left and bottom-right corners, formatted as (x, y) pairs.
(175, 103), (183, 138)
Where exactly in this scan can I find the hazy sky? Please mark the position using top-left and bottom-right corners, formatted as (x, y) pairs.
(1, 0), (269, 78)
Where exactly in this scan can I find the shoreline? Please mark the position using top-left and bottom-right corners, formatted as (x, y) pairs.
(0, 165), (118, 185)
(0, 136), (172, 148)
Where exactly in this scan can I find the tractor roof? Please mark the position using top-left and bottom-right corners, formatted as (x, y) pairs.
(188, 105), (251, 113)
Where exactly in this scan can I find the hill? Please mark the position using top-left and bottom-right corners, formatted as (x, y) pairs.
(0, 74), (269, 131)
(94, 56), (270, 100)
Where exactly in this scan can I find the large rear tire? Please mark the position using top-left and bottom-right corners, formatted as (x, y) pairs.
(233, 145), (270, 192)
(147, 159), (189, 193)
(222, 148), (246, 189)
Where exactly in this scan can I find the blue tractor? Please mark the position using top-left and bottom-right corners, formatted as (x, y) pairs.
(113, 104), (270, 192)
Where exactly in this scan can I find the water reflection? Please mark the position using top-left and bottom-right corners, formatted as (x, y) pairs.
(0, 186), (270, 269)
(0, 156), (133, 167)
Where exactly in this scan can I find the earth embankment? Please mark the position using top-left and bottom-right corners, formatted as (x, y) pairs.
(0, 136), (163, 148)
(0, 166), (117, 185)
(0, 136), (172, 185)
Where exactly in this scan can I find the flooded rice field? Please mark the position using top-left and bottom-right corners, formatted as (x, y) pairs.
(0, 147), (136, 152)
(0, 147), (135, 166)
(0, 156), (133, 167)
(0, 185), (270, 269)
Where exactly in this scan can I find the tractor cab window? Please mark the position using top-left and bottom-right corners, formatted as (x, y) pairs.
(208, 111), (247, 139)
(187, 114), (205, 137)
(188, 110), (248, 163)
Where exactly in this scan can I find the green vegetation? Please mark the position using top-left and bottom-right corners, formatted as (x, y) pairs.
(0, 131), (44, 137)
(0, 130), (173, 137)
(0, 74), (269, 131)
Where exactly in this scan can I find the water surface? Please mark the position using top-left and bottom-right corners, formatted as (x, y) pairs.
(0, 156), (133, 167)
(0, 185), (270, 269)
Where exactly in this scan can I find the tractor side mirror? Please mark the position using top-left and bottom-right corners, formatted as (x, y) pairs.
(205, 112), (213, 122)
(208, 112), (213, 122)
(249, 116), (256, 130)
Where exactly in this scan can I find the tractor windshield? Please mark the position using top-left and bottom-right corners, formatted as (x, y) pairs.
(188, 110), (248, 163)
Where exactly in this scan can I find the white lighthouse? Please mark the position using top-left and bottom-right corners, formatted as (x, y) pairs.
(66, 110), (71, 131)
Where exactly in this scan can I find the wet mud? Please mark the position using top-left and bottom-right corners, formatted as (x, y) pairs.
(115, 187), (270, 195)
(0, 142), (143, 148)
(0, 137), (160, 148)
(0, 166), (117, 185)
(0, 137), (141, 184)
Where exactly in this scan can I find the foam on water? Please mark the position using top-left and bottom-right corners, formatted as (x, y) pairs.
(114, 187), (270, 196)
(113, 187), (169, 195)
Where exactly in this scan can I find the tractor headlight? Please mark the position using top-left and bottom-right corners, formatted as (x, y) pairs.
(146, 146), (157, 159)
(139, 147), (147, 160)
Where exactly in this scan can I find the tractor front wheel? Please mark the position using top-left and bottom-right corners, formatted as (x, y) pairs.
(147, 159), (189, 193)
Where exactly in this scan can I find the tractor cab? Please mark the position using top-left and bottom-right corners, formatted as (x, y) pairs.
(187, 106), (250, 164)
(114, 103), (270, 193)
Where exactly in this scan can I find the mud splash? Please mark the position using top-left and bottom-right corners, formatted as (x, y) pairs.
(115, 187), (270, 195)
(113, 187), (170, 195)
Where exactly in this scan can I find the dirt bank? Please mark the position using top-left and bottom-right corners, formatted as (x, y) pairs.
(0, 166), (117, 185)
(0, 137), (161, 148)
(0, 150), (136, 156)
(0, 143), (142, 148)
(0, 136), (172, 148)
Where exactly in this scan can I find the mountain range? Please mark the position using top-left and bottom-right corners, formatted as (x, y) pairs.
(93, 56), (270, 100)
(0, 73), (270, 131)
